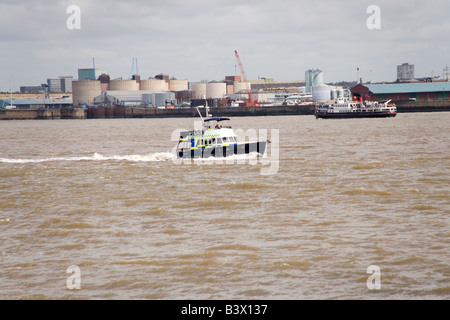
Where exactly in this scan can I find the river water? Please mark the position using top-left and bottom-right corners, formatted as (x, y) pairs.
(0, 112), (448, 300)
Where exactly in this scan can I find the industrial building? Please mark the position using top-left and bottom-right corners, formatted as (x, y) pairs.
(20, 86), (45, 94)
(47, 76), (73, 93)
(397, 63), (415, 82)
(0, 97), (72, 109)
(93, 91), (175, 108)
(351, 82), (450, 102)
(305, 69), (324, 93)
(78, 68), (107, 81)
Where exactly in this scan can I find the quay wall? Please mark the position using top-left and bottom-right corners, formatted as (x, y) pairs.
(1, 101), (450, 120)
(395, 100), (450, 113)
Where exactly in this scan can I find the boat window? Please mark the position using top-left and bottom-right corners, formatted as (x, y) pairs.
(178, 140), (191, 150)
(216, 138), (222, 144)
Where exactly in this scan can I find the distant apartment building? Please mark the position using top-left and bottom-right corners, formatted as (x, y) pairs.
(47, 76), (74, 93)
(397, 63), (415, 81)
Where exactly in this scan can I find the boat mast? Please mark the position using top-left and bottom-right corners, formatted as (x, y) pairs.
(10, 76), (12, 107)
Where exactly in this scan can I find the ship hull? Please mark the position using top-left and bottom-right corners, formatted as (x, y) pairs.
(315, 111), (397, 119)
(177, 141), (267, 159)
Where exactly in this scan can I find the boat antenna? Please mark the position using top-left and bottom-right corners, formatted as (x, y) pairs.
(205, 99), (212, 117)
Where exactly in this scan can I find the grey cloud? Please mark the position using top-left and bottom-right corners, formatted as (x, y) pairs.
(0, 0), (449, 91)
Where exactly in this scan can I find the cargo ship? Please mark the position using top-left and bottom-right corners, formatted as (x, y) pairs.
(176, 107), (267, 158)
(315, 97), (397, 119)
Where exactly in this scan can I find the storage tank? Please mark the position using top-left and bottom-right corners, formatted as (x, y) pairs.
(312, 85), (331, 103)
(233, 81), (250, 94)
(226, 84), (234, 95)
(140, 79), (167, 91)
(305, 69), (324, 93)
(72, 80), (102, 107)
(336, 87), (344, 98)
(109, 80), (138, 91)
(206, 82), (227, 99)
(191, 83), (207, 99)
(169, 79), (188, 91)
(330, 87), (337, 100)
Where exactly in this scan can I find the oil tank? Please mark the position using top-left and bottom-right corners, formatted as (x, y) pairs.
(206, 82), (227, 99)
(233, 81), (251, 94)
(72, 80), (102, 107)
(191, 83), (207, 99)
(312, 85), (331, 103)
(109, 80), (138, 91)
(169, 79), (188, 91)
(140, 79), (167, 91)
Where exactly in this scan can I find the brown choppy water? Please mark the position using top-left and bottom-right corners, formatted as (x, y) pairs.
(0, 113), (448, 300)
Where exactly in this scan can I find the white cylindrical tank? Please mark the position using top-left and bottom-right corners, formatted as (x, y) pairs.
(140, 79), (167, 91)
(191, 83), (207, 99)
(206, 82), (227, 99)
(330, 87), (337, 100)
(109, 80), (138, 91)
(336, 87), (344, 98)
(72, 80), (102, 107)
(305, 69), (324, 93)
(233, 81), (250, 94)
(312, 85), (331, 103)
(169, 79), (188, 91)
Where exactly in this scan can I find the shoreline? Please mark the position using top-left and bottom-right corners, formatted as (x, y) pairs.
(1, 100), (450, 120)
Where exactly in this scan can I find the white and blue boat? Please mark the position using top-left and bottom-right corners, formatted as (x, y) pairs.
(176, 107), (267, 159)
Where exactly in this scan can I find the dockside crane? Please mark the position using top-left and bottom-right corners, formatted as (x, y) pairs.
(234, 50), (258, 107)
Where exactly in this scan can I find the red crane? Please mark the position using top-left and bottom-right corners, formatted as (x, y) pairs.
(234, 50), (258, 107)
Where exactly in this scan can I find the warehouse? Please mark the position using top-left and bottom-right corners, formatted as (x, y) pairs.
(351, 82), (450, 102)
(93, 90), (175, 108)
(0, 98), (72, 109)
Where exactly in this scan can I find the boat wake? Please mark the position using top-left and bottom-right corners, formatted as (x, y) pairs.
(0, 152), (176, 164)
(0, 151), (267, 165)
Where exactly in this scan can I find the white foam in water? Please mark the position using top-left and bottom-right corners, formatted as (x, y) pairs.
(0, 151), (265, 164)
(0, 152), (176, 164)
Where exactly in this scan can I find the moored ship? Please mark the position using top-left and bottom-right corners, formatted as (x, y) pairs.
(315, 97), (397, 119)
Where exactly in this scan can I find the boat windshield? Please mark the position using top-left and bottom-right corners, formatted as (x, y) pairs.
(177, 140), (191, 150)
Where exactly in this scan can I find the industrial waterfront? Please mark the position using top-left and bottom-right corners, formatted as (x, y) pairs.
(0, 112), (448, 299)
(2, 62), (450, 120)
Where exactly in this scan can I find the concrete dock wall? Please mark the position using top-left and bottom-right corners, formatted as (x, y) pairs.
(1, 102), (450, 120)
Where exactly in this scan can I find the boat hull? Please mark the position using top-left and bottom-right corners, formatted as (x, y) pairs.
(177, 141), (267, 159)
(315, 111), (397, 119)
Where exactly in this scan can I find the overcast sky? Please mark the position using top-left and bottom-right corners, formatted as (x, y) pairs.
(1, 0), (449, 91)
